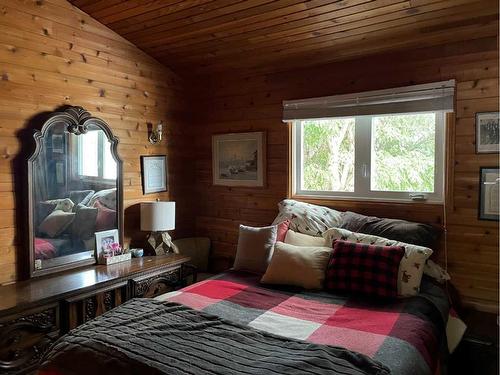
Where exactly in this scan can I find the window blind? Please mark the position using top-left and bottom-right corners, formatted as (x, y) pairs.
(282, 80), (455, 122)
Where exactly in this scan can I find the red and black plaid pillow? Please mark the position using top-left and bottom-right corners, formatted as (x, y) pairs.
(325, 239), (405, 298)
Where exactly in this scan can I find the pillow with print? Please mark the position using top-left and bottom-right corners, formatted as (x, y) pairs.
(323, 227), (433, 297)
(325, 240), (405, 298)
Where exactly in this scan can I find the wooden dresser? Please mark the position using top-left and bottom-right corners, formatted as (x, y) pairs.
(0, 254), (191, 374)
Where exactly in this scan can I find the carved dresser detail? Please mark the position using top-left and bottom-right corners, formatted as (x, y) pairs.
(0, 254), (191, 374)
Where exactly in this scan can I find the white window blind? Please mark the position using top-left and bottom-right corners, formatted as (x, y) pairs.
(282, 80), (455, 122)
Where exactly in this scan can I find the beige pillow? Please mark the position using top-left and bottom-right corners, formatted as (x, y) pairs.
(39, 210), (75, 238)
(261, 242), (332, 289)
(233, 224), (277, 274)
(284, 229), (327, 247)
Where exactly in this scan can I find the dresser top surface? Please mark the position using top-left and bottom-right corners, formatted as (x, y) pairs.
(0, 254), (190, 315)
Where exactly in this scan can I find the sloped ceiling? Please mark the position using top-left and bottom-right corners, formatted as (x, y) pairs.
(69, 0), (499, 75)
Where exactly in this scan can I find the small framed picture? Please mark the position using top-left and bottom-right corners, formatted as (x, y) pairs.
(212, 131), (266, 187)
(141, 155), (167, 194)
(95, 229), (119, 260)
(476, 112), (499, 153)
(479, 167), (499, 221)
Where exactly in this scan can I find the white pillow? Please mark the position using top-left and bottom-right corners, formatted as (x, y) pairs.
(233, 224), (277, 274)
(261, 242), (332, 289)
(284, 229), (327, 247)
(323, 227), (433, 297)
(272, 199), (342, 236)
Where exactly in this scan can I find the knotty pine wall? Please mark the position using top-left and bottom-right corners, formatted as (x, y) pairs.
(0, 0), (194, 284)
(191, 37), (499, 312)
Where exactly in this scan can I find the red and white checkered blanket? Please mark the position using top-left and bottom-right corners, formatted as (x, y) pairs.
(158, 271), (449, 375)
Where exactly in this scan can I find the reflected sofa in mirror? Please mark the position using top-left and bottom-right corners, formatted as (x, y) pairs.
(28, 106), (123, 277)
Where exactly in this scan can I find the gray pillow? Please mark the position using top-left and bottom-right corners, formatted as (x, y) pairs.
(340, 211), (440, 248)
(71, 204), (98, 240)
(39, 210), (75, 238)
(233, 224), (277, 274)
(68, 190), (95, 207)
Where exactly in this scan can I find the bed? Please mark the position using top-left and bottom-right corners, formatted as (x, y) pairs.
(39, 270), (449, 375)
(39, 200), (453, 375)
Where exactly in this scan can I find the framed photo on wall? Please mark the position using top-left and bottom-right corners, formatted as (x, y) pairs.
(476, 112), (499, 153)
(479, 167), (499, 221)
(141, 155), (167, 194)
(212, 132), (266, 187)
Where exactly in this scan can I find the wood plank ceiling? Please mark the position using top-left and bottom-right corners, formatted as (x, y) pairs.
(68, 0), (498, 75)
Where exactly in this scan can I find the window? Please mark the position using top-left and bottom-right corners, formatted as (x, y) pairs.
(76, 130), (117, 181)
(293, 112), (445, 202)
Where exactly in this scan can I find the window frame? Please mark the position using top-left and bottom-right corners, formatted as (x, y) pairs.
(291, 111), (446, 203)
(70, 130), (117, 184)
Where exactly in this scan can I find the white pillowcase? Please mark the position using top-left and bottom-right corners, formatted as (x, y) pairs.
(272, 199), (342, 236)
(284, 229), (327, 247)
(261, 242), (332, 289)
(233, 224), (277, 274)
(323, 227), (433, 297)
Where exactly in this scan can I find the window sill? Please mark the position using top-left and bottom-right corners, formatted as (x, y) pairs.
(290, 194), (444, 207)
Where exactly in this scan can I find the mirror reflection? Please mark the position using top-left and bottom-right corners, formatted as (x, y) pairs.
(32, 122), (118, 270)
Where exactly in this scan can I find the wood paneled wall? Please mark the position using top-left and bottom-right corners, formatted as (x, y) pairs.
(191, 36), (499, 312)
(0, 0), (194, 284)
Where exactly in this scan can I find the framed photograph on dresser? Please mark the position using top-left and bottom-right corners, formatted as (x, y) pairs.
(479, 167), (499, 221)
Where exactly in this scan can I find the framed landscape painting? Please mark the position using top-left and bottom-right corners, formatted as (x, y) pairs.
(476, 112), (499, 153)
(212, 132), (266, 187)
(479, 167), (499, 221)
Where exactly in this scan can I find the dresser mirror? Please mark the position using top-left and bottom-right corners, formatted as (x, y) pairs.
(28, 106), (123, 277)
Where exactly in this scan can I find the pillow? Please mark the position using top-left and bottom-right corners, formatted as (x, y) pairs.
(323, 227), (433, 296)
(325, 240), (405, 298)
(272, 199), (342, 236)
(284, 229), (327, 247)
(35, 201), (57, 228)
(68, 190), (95, 207)
(340, 211), (440, 248)
(44, 198), (74, 212)
(276, 220), (290, 242)
(89, 188), (117, 210)
(233, 224), (277, 274)
(34, 238), (57, 259)
(94, 201), (116, 232)
(71, 204), (98, 240)
(39, 210), (75, 238)
(261, 242), (332, 289)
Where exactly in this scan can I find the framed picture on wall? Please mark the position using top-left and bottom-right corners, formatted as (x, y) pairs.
(141, 155), (167, 194)
(212, 132), (266, 187)
(479, 167), (499, 221)
(476, 112), (499, 153)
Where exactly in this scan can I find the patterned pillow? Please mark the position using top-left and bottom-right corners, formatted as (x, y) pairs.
(272, 199), (342, 236)
(323, 227), (433, 297)
(325, 240), (405, 298)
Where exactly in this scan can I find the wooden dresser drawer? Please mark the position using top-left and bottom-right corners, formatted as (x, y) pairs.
(131, 266), (181, 298)
(0, 304), (59, 374)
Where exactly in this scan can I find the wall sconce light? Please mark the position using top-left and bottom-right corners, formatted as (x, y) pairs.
(148, 121), (163, 144)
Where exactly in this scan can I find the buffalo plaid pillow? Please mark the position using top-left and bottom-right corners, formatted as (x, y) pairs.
(325, 239), (405, 298)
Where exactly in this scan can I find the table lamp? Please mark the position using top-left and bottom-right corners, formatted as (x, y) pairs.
(140, 201), (178, 255)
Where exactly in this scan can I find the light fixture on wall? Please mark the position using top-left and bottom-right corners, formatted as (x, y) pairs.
(148, 121), (163, 144)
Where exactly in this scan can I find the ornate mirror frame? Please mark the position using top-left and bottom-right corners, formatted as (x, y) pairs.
(27, 106), (123, 278)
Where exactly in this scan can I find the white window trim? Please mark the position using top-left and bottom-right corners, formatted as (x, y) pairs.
(291, 112), (446, 203)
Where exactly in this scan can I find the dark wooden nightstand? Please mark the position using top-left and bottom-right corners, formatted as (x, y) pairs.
(449, 310), (499, 375)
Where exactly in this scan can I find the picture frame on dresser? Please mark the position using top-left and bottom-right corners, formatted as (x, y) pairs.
(478, 167), (499, 221)
(141, 155), (168, 194)
(475, 112), (499, 153)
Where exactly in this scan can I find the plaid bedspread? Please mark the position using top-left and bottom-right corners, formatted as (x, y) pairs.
(157, 271), (449, 375)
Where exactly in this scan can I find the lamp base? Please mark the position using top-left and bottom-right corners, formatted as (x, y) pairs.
(146, 232), (179, 255)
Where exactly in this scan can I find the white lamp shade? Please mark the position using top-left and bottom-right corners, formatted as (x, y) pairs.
(140, 201), (175, 231)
